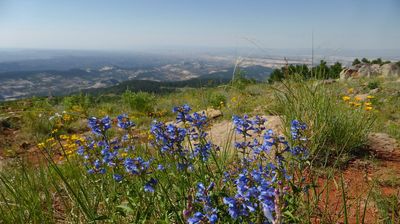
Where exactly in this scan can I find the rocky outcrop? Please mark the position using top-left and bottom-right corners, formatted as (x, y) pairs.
(340, 67), (359, 80)
(358, 64), (381, 78)
(340, 63), (400, 80)
(381, 63), (400, 77)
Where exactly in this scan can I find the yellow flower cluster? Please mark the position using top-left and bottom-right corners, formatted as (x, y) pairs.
(37, 134), (84, 159)
(147, 110), (167, 118)
(62, 113), (72, 122)
(342, 94), (375, 111)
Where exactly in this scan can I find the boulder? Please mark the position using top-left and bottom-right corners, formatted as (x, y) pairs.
(340, 68), (359, 80)
(358, 64), (380, 78)
(369, 88), (379, 94)
(380, 63), (400, 78)
(197, 108), (222, 119)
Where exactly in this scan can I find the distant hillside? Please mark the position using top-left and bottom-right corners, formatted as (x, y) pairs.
(83, 77), (233, 95)
(0, 64), (272, 101)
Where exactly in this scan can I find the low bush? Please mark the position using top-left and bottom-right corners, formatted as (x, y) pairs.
(62, 93), (92, 116)
(367, 80), (380, 90)
(208, 92), (226, 109)
(121, 90), (155, 113)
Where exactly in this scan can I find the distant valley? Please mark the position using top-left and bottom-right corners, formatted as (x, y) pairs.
(0, 51), (274, 100)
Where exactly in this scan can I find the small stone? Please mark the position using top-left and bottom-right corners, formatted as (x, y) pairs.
(369, 88), (379, 94)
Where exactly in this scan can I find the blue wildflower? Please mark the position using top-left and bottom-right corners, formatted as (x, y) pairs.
(124, 157), (150, 175)
(117, 114), (135, 129)
(189, 182), (218, 224)
(88, 116), (111, 135)
(232, 115), (254, 137)
(290, 120), (307, 140)
(144, 178), (158, 192)
(157, 164), (165, 171)
(251, 115), (267, 134)
(193, 142), (213, 162)
(113, 174), (123, 182)
(172, 104), (192, 123)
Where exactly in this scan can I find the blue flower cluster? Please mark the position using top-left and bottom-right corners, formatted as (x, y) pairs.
(117, 114), (135, 129)
(223, 165), (276, 222)
(290, 120), (307, 140)
(78, 115), (156, 191)
(74, 105), (311, 223)
(88, 116), (111, 135)
(173, 104), (192, 123)
(188, 182), (218, 224)
(150, 121), (187, 154)
(151, 104), (214, 164)
(224, 115), (310, 222)
(232, 115), (308, 159)
(124, 157), (151, 175)
(232, 115), (254, 137)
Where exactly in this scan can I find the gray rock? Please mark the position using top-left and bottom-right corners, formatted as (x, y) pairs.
(340, 68), (359, 80)
(197, 108), (222, 119)
(358, 64), (380, 78)
(341, 63), (400, 80)
(369, 88), (379, 94)
(380, 63), (400, 77)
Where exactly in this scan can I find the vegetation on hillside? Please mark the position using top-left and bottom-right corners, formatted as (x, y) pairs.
(268, 60), (343, 82)
(352, 58), (394, 66)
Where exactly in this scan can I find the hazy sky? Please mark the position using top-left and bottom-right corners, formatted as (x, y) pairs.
(0, 0), (399, 51)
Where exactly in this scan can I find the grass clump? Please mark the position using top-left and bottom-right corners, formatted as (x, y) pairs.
(271, 78), (375, 165)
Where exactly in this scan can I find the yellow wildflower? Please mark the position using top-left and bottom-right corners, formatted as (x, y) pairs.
(46, 137), (55, 142)
(354, 103), (361, 107)
(120, 152), (128, 158)
(365, 106), (373, 111)
(364, 102), (372, 107)
(367, 95), (375, 99)
(63, 114), (71, 121)
(347, 88), (354, 94)
(354, 96), (362, 101)
(231, 97), (237, 103)
(342, 96), (350, 101)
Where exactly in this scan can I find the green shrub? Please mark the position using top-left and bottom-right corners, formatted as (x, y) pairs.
(271, 79), (375, 165)
(62, 93), (92, 116)
(352, 58), (361, 66)
(122, 90), (155, 113)
(208, 92), (226, 108)
(367, 80), (380, 90)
